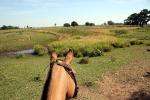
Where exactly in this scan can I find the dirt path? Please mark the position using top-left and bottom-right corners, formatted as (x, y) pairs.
(75, 60), (150, 100)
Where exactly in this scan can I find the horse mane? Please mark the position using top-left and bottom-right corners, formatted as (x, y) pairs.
(41, 64), (53, 100)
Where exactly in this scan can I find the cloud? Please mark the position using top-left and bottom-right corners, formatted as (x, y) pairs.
(110, 0), (148, 4)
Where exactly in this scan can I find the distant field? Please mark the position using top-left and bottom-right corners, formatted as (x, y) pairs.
(0, 26), (150, 53)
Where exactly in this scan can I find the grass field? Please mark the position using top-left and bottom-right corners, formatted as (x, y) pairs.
(0, 45), (150, 100)
(0, 26), (150, 100)
(0, 26), (150, 53)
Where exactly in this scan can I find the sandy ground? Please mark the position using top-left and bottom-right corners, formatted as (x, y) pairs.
(75, 60), (150, 100)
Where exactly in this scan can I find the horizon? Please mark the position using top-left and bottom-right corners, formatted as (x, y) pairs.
(0, 0), (150, 27)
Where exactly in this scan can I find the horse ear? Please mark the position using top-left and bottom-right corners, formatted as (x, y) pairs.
(64, 49), (74, 65)
(50, 50), (57, 63)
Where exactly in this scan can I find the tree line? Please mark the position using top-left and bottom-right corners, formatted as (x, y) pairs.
(64, 9), (150, 27)
(0, 25), (19, 30)
(64, 21), (95, 27)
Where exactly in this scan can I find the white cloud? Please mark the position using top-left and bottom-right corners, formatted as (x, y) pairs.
(111, 0), (148, 4)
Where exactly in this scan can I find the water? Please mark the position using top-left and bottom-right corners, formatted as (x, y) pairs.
(8, 49), (34, 55)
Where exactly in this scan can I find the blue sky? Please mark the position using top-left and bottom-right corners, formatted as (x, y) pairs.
(0, 0), (150, 27)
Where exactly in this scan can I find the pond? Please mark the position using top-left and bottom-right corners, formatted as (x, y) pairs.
(7, 49), (34, 55)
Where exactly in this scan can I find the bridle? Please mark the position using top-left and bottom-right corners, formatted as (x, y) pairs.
(50, 59), (78, 98)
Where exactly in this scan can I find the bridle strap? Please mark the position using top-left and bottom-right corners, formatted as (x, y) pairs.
(50, 60), (78, 98)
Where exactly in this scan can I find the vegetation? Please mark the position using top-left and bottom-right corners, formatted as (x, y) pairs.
(107, 20), (114, 25)
(0, 45), (150, 100)
(34, 44), (48, 56)
(0, 25), (19, 30)
(64, 23), (70, 27)
(112, 29), (128, 35)
(71, 21), (79, 26)
(85, 22), (95, 26)
(0, 29), (57, 53)
(78, 57), (89, 64)
(0, 25), (150, 100)
(16, 54), (25, 59)
(124, 9), (150, 27)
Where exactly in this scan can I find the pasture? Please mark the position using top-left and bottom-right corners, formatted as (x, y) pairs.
(0, 26), (150, 100)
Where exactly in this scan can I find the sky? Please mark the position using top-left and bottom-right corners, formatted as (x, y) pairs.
(0, 0), (150, 27)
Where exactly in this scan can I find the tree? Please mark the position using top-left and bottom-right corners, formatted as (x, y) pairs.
(64, 23), (70, 27)
(107, 21), (114, 25)
(89, 23), (95, 26)
(138, 9), (150, 27)
(54, 23), (56, 27)
(85, 22), (95, 26)
(85, 22), (90, 26)
(0, 25), (19, 30)
(71, 21), (78, 27)
(1, 25), (7, 30)
(124, 9), (150, 27)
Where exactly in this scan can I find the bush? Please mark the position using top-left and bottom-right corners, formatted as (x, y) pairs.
(113, 29), (128, 35)
(89, 49), (103, 57)
(130, 40), (144, 45)
(100, 44), (113, 52)
(0, 25), (19, 30)
(71, 21), (78, 27)
(76, 52), (83, 57)
(111, 41), (130, 48)
(64, 23), (70, 27)
(147, 49), (150, 52)
(83, 81), (94, 87)
(34, 44), (48, 56)
(107, 21), (114, 25)
(145, 42), (150, 46)
(78, 57), (89, 64)
(16, 54), (25, 59)
(33, 74), (41, 82)
(85, 22), (95, 26)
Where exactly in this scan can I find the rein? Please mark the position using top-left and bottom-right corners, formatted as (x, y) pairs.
(51, 60), (78, 98)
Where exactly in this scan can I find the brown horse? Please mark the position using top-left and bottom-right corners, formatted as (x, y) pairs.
(41, 49), (78, 100)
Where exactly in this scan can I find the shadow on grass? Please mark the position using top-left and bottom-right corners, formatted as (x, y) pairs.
(128, 90), (150, 100)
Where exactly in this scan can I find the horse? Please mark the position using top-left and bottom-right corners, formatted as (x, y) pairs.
(41, 49), (78, 100)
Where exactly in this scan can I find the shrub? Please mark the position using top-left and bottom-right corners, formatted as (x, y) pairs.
(33, 74), (41, 82)
(34, 44), (48, 56)
(82, 47), (93, 57)
(83, 81), (94, 87)
(145, 42), (150, 46)
(78, 57), (89, 64)
(130, 40), (144, 45)
(111, 41), (130, 48)
(89, 49), (103, 57)
(85, 22), (95, 26)
(16, 54), (25, 59)
(75, 52), (83, 57)
(64, 23), (70, 27)
(107, 20), (114, 25)
(113, 29), (128, 35)
(71, 21), (78, 27)
(101, 44), (113, 52)
(0, 25), (19, 30)
(147, 49), (150, 52)
(85, 22), (90, 26)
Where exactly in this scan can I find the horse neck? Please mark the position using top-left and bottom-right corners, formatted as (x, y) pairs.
(47, 65), (68, 100)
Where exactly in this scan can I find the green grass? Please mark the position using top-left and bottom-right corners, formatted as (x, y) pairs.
(0, 26), (150, 99)
(0, 26), (150, 53)
(0, 45), (150, 100)
(0, 29), (57, 53)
